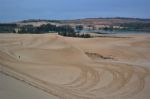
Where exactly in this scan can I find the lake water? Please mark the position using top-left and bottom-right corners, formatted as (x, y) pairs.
(78, 30), (150, 34)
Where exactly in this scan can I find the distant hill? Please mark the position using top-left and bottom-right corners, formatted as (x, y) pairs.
(0, 17), (150, 33)
(61, 17), (150, 25)
(18, 19), (61, 23)
(16, 17), (150, 25)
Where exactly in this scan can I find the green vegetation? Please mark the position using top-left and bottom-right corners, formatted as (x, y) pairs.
(119, 22), (150, 32)
(58, 25), (91, 38)
(59, 32), (91, 38)
(0, 23), (91, 38)
(95, 22), (150, 32)
(18, 24), (59, 33)
(0, 24), (17, 33)
(21, 19), (61, 23)
(102, 26), (113, 31)
(1, 18), (149, 37)
(76, 25), (84, 30)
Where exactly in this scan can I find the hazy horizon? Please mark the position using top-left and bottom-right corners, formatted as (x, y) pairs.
(0, 0), (150, 22)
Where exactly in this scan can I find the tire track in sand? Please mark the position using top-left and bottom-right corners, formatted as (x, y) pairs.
(0, 34), (149, 99)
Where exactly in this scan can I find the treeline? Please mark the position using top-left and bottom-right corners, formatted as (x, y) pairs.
(21, 19), (61, 23)
(94, 22), (150, 32)
(0, 24), (17, 33)
(18, 24), (91, 38)
(18, 24), (75, 34)
(119, 22), (150, 32)
(0, 23), (91, 38)
(58, 32), (91, 38)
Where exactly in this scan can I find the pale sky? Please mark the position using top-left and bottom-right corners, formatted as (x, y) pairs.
(0, 0), (150, 22)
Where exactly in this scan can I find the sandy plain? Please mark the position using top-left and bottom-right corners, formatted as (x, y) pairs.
(0, 33), (150, 99)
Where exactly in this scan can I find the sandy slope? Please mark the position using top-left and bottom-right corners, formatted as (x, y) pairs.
(0, 33), (150, 99)
(0, 73), (58, 99)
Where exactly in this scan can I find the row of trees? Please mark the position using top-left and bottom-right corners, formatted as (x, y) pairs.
(0, 23), (91, 38)
(119, 22), (150, 32)
(18, 24), (75, 34)
(58, 32), (91, 38)
(75, 22), (150, 32)
(18, 24), (91, 38)
(0, 24), (17, 33)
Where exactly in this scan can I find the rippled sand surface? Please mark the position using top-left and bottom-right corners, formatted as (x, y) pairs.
(0, 33), (150, 99)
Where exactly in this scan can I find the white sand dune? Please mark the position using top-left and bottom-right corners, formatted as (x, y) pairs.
(0, 33), (150, 99)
